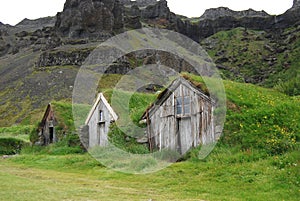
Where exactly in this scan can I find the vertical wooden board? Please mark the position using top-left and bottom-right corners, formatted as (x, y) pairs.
(88, 109), (98, 148)
(174, 86), (180, 97)
(148, 118), (156, 150)
(99, 124), (107, 146)
(169, 116), (176, 150)
(162, 117), (168, 149)
(191, 114), (198, 147)
(153, 112), (161, 148)
(191, 93), (198, 115)
(182, 84), (191, 96)
(201, 111), (206, 144)
(196, 113), (201, 145)
(179, 117), (191, 154)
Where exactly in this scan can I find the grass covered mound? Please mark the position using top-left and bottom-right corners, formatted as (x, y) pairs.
(222, 80), (299, 155)
(2, 73), (299, 158)
(0, 138), (27, 155)
(0, 74), (299, 200)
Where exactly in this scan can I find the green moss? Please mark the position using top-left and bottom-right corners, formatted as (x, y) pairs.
(48, 101), (76, 142)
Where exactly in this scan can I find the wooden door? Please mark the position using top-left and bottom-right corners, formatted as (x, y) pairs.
(177, 117), (191, 155)
(98, 123), (105, 146)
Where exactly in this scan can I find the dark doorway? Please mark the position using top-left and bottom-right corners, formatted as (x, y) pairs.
(49, 127), (54, 143)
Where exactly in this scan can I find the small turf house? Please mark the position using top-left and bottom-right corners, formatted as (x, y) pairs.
(85, 93), (118, 148)
(38, 103), (57, 145)
(142, 77), (215, 155)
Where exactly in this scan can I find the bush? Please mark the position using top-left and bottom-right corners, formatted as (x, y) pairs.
(29, 124), (39, 144)
(0, 138), (27, 155)
(274, 77), (300, 96)
(23, 133), (85, 155)
(46, 133), (85, 155)
(108, 123), (149, 154)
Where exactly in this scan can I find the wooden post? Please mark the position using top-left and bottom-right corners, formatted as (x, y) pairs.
(146, 110), (153, 152)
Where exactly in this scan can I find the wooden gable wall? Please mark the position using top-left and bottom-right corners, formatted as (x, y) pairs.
(147, 81), (214, 154)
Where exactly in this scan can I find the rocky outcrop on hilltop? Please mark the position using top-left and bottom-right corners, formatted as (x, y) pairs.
(200, 7), (269, 20)
(15, 17), (57, 32)
(273, 0), (300, 29)
(54, 0), (186, 39)
(55, 0), (125, 39)
(192, 5), (300, 40)
(140, 0), (169, 19)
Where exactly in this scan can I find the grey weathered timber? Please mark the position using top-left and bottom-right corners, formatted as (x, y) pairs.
(85, 93), (118, 148)
(142, 77), (214, 155)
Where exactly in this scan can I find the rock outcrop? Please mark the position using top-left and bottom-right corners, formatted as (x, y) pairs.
(272, 1), (300, 30)
(199, 7), (269, 21)
(55, 0), (125, 39)
(53, 0), (300, 42)
(36, 48), (93, 67)
(190, 5), (300, 40)
(124, 4), (142, 29)
(140, 0), (169, 19)
(15, 17), (57, 32)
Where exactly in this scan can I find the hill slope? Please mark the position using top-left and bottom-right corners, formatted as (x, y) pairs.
(0, 0), (299, 126)
(0, 77), (299, 200)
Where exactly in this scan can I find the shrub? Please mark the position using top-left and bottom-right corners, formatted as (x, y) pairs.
(23, 133), (85, 155)
(0, 138), (27, 155)
(108, 123), (149, 154)
(29, 124), (40, 144)
(274, 77), (300, 96)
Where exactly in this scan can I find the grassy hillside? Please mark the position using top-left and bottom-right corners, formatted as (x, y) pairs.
(0, 26), (299, 127)
(201, 27), (300, 92)
(223, 80), (299, 155)
(1, 74), (299, 200)
(2, 74), (299, 155)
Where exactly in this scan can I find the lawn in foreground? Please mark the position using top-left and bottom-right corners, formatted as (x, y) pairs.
(0, 149), (298, 201)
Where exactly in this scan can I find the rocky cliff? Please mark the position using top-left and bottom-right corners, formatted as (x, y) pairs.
(55, 0), (124, 39)
(199, 7), (269, 20)
(15, 17), (56, 33)
(194, 4), (300, 40)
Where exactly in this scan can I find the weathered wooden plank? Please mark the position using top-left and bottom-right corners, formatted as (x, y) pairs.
(145, 78), (214, 155)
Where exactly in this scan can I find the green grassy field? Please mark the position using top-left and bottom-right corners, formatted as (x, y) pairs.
(0, 76), (299, 200)
(0, 148), (299, 201)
